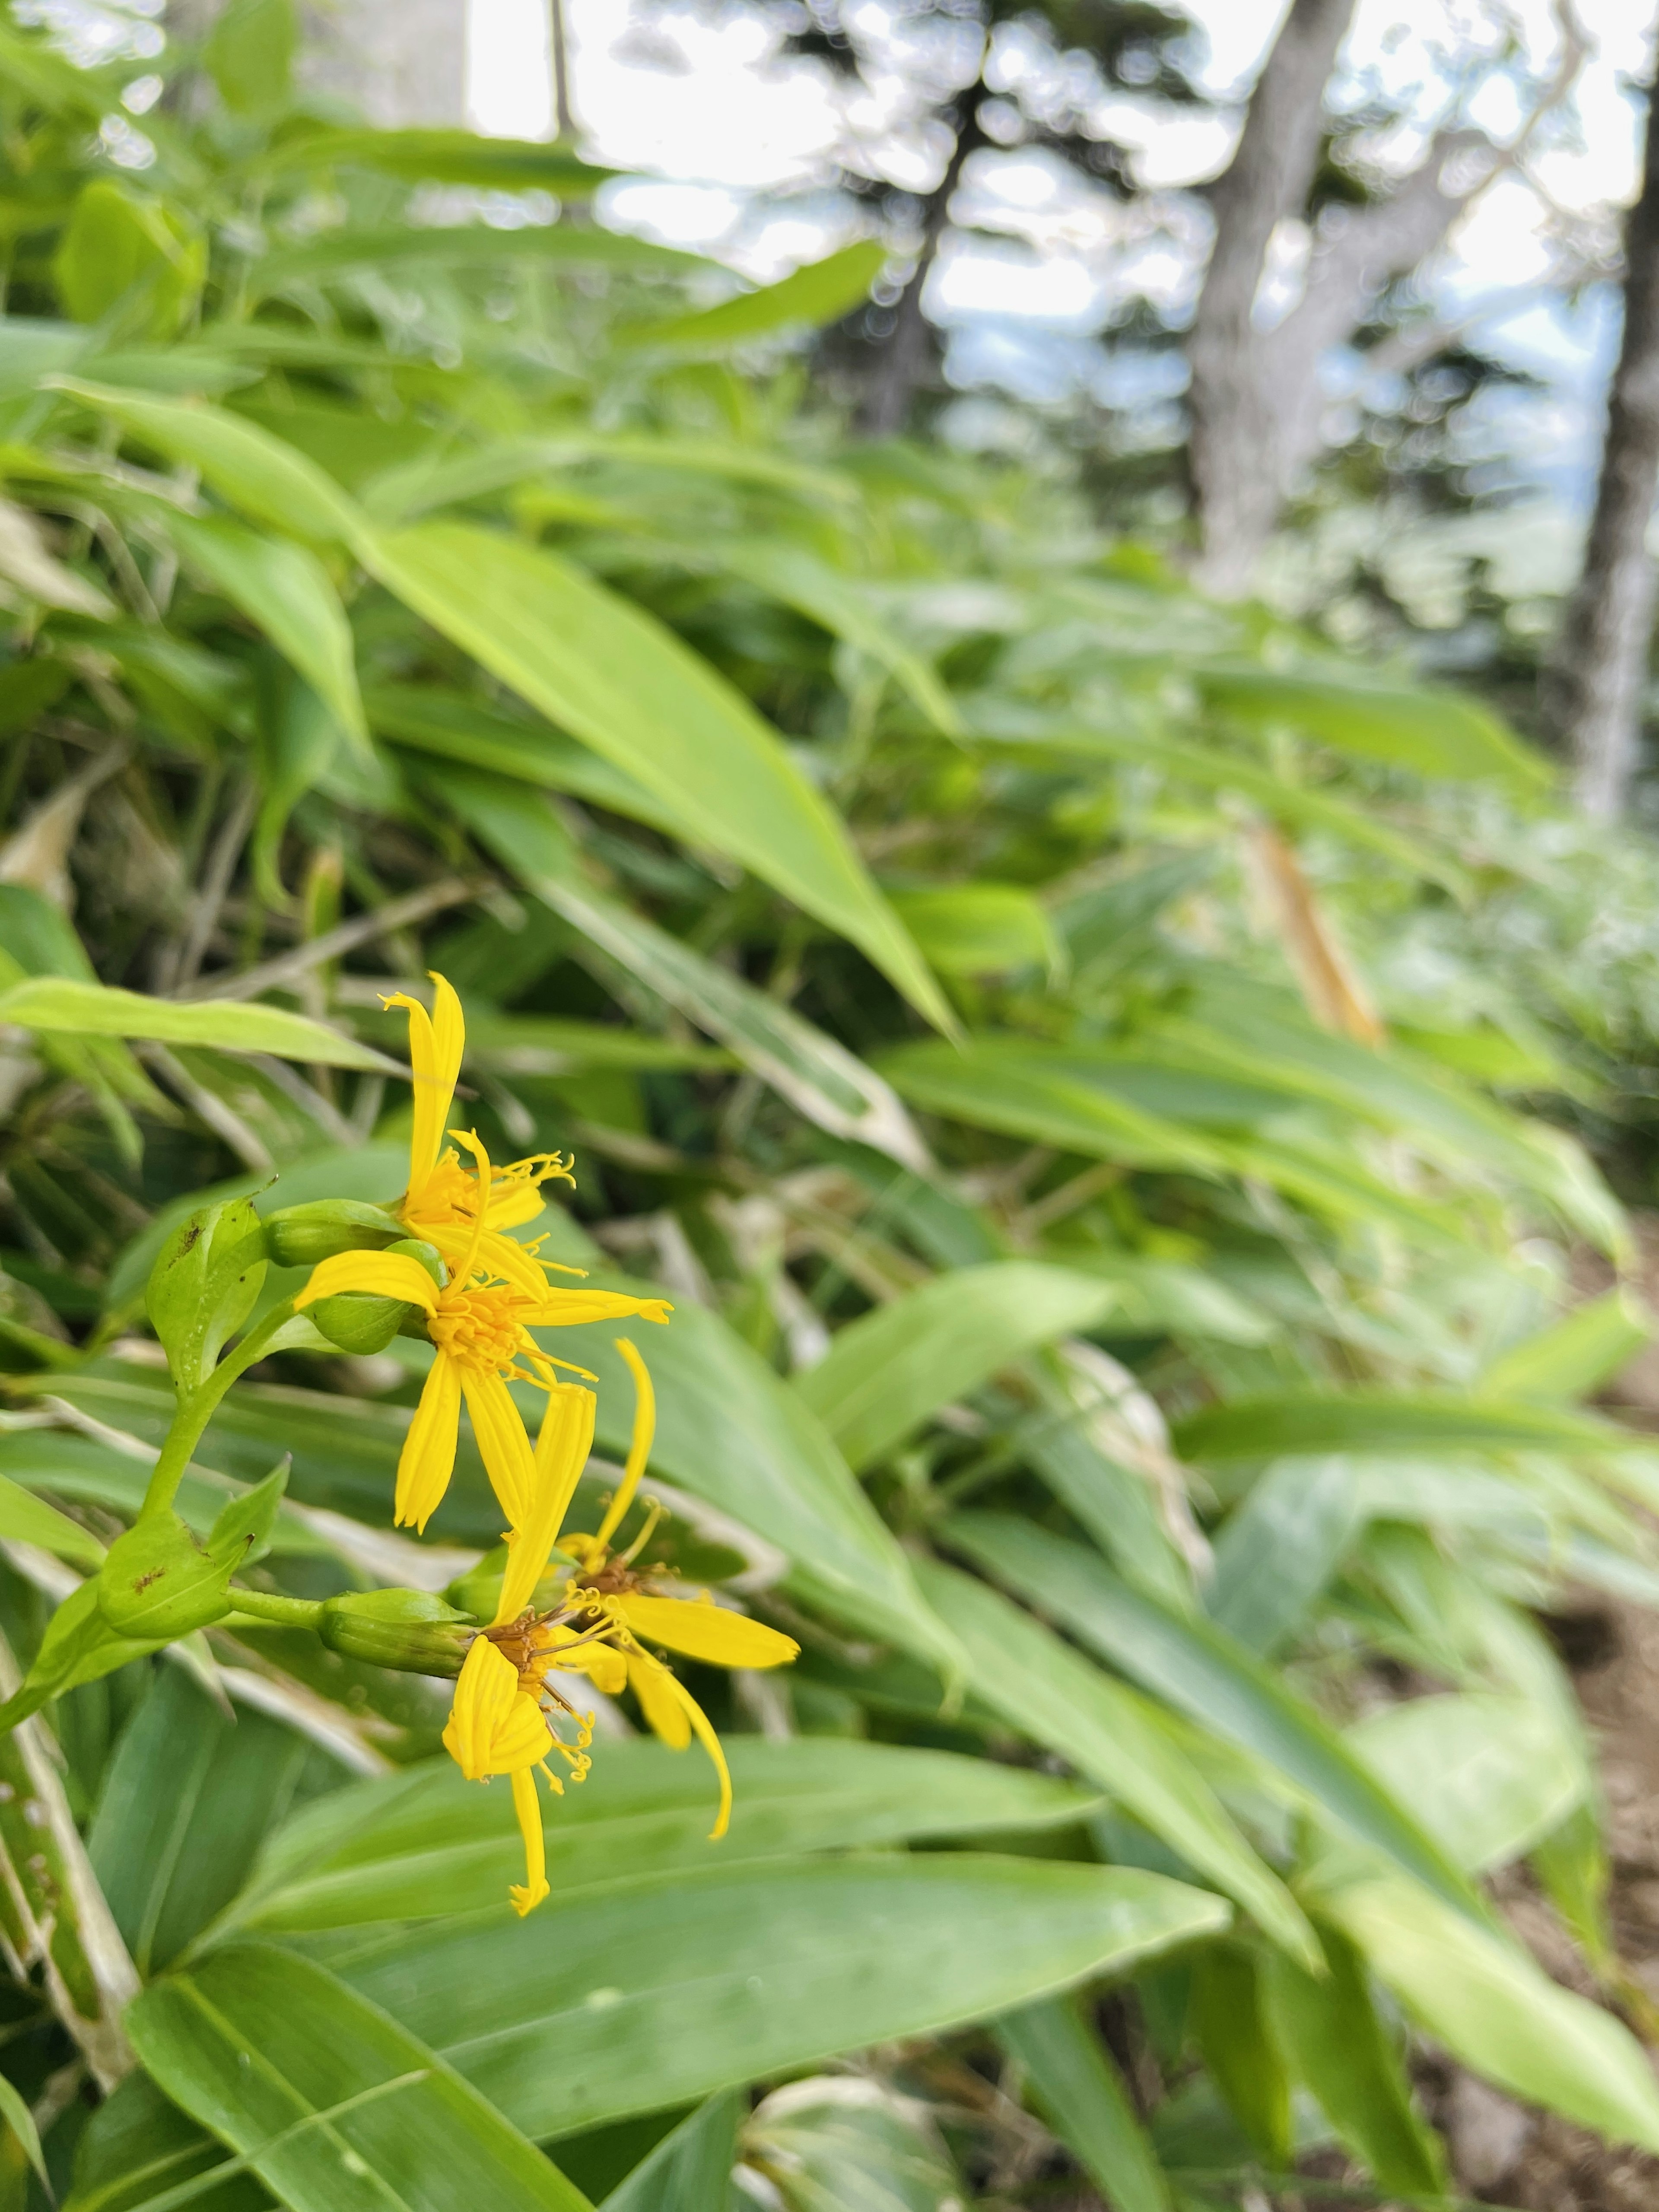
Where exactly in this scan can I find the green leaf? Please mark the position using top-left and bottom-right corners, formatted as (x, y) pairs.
(1173, 1388), (1631, 1465)
(1189, 1945), (1290, 2165)
(89, 1666), (335, 1975)
(359, 524), (952, 1031)
(225, 1735), (1100, 1934)
(166, 514), (368, 752)
(714, 540), (961, 737)
(0, 1579), (161, 1731)
(996, 1995), (1173, 2212)
(203, 0), (295, 112)
(0, 1469), (105, 1569)
(0, 2068), (50, 2197)
(329, 1855), (1229, 2141)
(253, 222), (687, 293)
(1206, 1457), (1363, 1656)
(1261, 1920), (1447, 2196)
(1315, 1868), (1659, 2152)
(740, 2078), (963, 2212)
(1482, 1290), (1652, 1401)
(794, 1262), (1116, 1471)
(1195, 661), (1550, 789)
(0, 977), (398, 1071)
(128, 1942), (593, 2211)
(436, 765), (931, 1169)
(600, 2094), (740, 2211)
(47, 380), (364, 546)
(912, 1557), (1313, 1962)
(887, 884), (1058, 974)
(146, 1195), (267, 1391)
(630, 242), (885, 349)
(62, 2067), (268, 2212)
(1346, 1694), (1583, 1875)
(267, 126), (615, 191)
(54, 181), (204, 338)
(944, 1514), (1482, 1919)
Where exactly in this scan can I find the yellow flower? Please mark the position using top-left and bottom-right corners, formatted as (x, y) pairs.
(295, 1141), (668, 1533)
(442, 1376), (602, 1916)
(556, 1339), (799, 1840)
(386, 972), (580, 1300)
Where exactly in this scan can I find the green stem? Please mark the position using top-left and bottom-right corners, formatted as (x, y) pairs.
(140, 1300), (297, 1521)
(222, 1589), (323, 1630)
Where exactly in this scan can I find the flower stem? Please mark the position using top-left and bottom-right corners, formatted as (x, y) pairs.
(222, 1589), (323, 1630)
(140, 1300), (298, 1521)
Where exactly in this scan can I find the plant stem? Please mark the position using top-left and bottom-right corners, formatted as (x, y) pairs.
(222, 1589), (324, 1630)
(140, 1300), (297, 1521)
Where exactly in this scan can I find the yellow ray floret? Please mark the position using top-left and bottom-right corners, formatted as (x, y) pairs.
(385, 973), (578, 1294)
(441, 1635), (556, 1916)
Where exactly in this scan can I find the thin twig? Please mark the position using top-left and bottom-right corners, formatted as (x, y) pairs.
(166, 778), (259, 992)
(139, 1042), (275, 1174)
(178, 875), (487, 1003)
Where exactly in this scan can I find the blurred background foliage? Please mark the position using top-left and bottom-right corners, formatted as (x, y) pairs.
(1, 0), (1659, 2208)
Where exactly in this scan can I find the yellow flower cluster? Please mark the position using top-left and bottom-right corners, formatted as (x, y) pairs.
(296, 975), (797, 1915)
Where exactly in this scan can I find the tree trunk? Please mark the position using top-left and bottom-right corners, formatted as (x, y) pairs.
(1187, 0), (1355, 595)
(301, 0), (470, 127)
(1548, 77), (1659, 820)
(858, 94), (987, 439)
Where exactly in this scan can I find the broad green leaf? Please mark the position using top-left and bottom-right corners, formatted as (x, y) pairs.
(632, 242), (885, 348)
(1189, 1945), (1290, 2164)
(437, 765), (931, 1170)
(254, 222), (703, 293)
(331, 1854), (1229, 2141)
(0, 1467), (105, 1568)
(888, 884), (1058, 974)
(167, 513), (368, 750)
(996, 1995), (1173, 2212)
(1261, 1921), (1447, 2196)
(359, 524), (953, 1031)
(1482, 1290), (1651, 1401)
(1314, 1869), (1659, 2152)
(90, 1667), (340, 1973)
(222, 1736), (1101, 1934)
(54, 181), (203, 338)
(715, 540), (960, 736)
(601, 2094), (740, 2211)
(1206, 1458), (1363, 1656)
(204, 0), (295, 112)
(975, 721), (1471, 892)
(128, 1942), (593, 2211)
(1345, 1694), (1583, 1874)
(46, 380), (364, 545)
(0, 2069), (50, 2197)
(912, 1557), (1313, 1962)
(66, 2066), (271, 2211)
(0, 977), (397, 1070)
(267, 125), (615, 192)
(1173, 1389), (1631, 1465)
(366, 683), (677, 833)
(1195, 661), (1549, 789)
(795, 1262), (1116, 1471)
(944, 1514), (1481, 1918)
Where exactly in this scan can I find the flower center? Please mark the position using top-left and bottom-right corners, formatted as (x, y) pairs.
(428, 1281), (525, 1374)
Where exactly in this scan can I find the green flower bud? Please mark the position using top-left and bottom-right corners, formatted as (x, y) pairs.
(307, 1239), (444, 1356)
(262, 1199), (404, 1269)
(318, 1588), (477, 1676)
(146, 1197), (266, 1390)
(445, 1542), (574, 1624)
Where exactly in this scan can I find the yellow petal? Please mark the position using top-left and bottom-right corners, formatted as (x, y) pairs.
(663, 1668), (732, 1840)
(556, 1636), (628, 1697)
(295, 1249), (440, 1313)
(619, 1594), (800, 1671)
(461, 1369), (537, 1530)
(627, 1650), (691, 1748)
(395, 1352), (462, 1532)
(387, 973), (464, 1191)
(526, 1290), (674, 1328)
(594, 1336), (654, 1555)
(442, 1636), (549, 1778)
(509, 1766), (550, 1916)
(494, 1382), (597, 1625)
(485, 1182), (547, 1231)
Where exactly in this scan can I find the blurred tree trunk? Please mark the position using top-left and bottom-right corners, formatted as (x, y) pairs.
(858, 88), (987, 439)
(1546, 78), (1659, 821)
(301, 0), (470, 126)
(1188, 0), (1354, 596)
